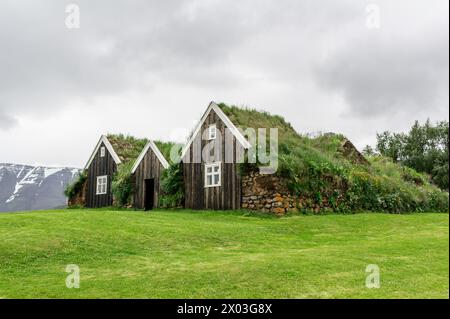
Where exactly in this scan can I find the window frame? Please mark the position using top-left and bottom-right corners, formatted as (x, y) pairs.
(204, 162), (221, 188)
(100, 146), (106, 157)
(208, 124), (217, 140)
(96, 175), (108, 195)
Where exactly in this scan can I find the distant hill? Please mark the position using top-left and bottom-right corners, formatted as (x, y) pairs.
(0, 163), (80, 213)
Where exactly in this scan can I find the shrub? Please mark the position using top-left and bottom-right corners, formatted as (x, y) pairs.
(64, 171), (87, 199)
(111, 162), (133, 207)
(160, 163), (184, 208)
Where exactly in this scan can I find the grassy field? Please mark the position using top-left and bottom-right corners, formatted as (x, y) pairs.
(0, 209), (448, 299)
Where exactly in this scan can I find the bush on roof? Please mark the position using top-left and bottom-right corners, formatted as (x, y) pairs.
(107, 134), (148, 164)
(154, 140), (178, 164)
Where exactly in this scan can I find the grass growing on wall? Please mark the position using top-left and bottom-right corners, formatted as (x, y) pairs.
(64, 171), (86, 199)
(159, 163), (184, 208)
(219, 103), (449, 213)
(111, 162), (134, 207)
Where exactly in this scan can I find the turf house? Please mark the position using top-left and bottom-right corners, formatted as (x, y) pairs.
(179, 102), (448, 214)
(66, 134), (171, 209)
(66, 103), (448, 214)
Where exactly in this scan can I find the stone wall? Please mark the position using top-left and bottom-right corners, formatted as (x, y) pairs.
(241, 170), (296, 215)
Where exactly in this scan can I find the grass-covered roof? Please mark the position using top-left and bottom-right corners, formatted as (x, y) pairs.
(107, 134), (148, 164)
(218, 103), (449, 213)
(107, 134), (175, 165)
(154, 140), (176, 164)
(218, 103), (364, 165)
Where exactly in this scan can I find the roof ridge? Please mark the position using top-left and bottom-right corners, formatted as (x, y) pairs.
(131, 140), (170, 173)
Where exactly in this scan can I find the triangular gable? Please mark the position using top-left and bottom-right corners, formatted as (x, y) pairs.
(131, 140), (170, 173)
(84, 135), (122, 170)
(181, 102), (251, 159)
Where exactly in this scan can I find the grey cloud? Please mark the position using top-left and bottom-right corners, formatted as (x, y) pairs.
(0, 1), (132, 118)
(0, 0), (368, 118)
(0, 0), (448, 166)
(314, 4), (449, 118)
(0, 0), (269, 119)
(0, 112), (17, 131)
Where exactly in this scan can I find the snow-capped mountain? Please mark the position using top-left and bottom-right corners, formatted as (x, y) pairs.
(0, 163), (80, 213)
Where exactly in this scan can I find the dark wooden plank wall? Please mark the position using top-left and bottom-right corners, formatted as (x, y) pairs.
(133, 146), (165, 209)
(85, 142), (117, 208)
(183, 109), (243, 210)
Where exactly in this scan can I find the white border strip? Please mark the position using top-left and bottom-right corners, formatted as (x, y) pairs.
(84, 135), (122, 170)
(131, 140), (170, 173)
(180, 102), (251, 159)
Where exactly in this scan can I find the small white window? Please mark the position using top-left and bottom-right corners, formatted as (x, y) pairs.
(96, 175), (108, 195)
(205, 163), (221, 187)
(208, 124), (217, 140)
(100, 146), (106, 157)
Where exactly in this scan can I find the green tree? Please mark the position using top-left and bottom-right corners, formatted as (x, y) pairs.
(376, 131), (406, 162)
(375, 120), (449, 190)
(362, 145), (376, 157)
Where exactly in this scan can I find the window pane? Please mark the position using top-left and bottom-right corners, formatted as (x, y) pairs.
(214, 166), (219, 172)
(97, 176), (107, 194)
(214, 174), (219, 184)
(207, 167), (212, 173)
(209, 126), (216, 139)
(207, 175), (212, 185)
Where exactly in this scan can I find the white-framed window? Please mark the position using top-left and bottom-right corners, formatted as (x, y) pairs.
(205, 162), (221, 187)
(208, 124), (217, 140)
(100, 146), (106, 157)
(96, 175), (108, 195)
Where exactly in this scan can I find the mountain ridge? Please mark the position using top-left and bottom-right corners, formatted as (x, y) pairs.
(0, 163), (80, 212)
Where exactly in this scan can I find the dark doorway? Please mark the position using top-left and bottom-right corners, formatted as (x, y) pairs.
(144, 178), (155, 211)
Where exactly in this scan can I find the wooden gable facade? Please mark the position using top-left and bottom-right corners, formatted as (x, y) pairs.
(84, 135), (121, 208)
(181, 102), (251, 210)
(131, 141), (169, 210)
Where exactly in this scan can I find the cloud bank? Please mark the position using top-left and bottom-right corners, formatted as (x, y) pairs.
(0, 0), (448, 166)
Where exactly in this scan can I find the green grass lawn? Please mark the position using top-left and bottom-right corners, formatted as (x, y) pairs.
(0, 209), (448, 299)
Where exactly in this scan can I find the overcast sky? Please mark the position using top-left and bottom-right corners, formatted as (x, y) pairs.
(0, 0), (448, 168)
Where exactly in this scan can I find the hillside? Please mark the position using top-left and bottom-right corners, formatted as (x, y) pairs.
(0, 163), (79, 212)
(219, 103), (449, 213)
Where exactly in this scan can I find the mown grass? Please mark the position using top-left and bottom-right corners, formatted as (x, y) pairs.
(0, 209), (448, 299)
